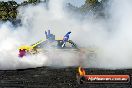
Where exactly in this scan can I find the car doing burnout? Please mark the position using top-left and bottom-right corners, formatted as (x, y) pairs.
(18, 30), (81, 58)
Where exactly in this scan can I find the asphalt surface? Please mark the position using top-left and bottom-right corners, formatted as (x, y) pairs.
(0, 67), (132, 88)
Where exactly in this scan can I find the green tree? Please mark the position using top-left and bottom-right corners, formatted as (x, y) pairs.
(28, 0), (40, 3)
(9, 11), (17, 18)
(85, 0), (98, 5)
(0, 1), (18, 21)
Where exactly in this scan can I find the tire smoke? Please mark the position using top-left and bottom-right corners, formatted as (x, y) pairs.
(0, 0), (132, 69)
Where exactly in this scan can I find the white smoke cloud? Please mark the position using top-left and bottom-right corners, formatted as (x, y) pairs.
(94, 0), (132, 69)
(0, 0), (132, 70)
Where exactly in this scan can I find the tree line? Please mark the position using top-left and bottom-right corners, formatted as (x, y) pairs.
(0, 0), (108, 21)
(0, 0), (48, 21)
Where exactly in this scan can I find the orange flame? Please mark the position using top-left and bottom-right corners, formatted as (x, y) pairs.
(78, 66), (86, 76)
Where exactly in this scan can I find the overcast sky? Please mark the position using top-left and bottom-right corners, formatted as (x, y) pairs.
(0, 0), (86, 7)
